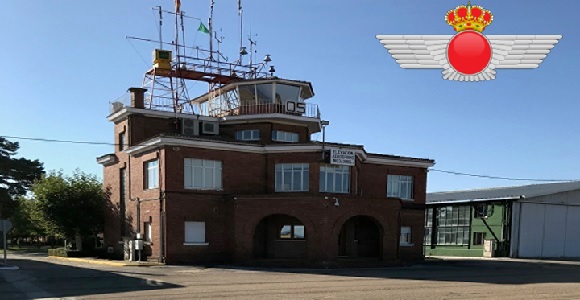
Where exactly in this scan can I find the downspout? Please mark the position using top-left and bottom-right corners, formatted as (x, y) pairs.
(516, 198), (524, 257)
(396, 200), (402, 260)
(158, 148), (165, 263)
(467, 205), (472, 249)
(127, 151), (132, 236)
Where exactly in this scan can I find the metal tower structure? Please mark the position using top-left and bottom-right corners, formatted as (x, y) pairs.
(137, 1), (273, 115)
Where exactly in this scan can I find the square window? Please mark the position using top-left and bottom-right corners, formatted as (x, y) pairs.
(184, 158), (222, 190)
(319, 165), (350, 194)
(184, 221), (206, 244)
(280, 225), (292, 239)
(387, 175), (413, 200)
(275, 163), (309, 192)
(473, 232), (486, 245)
(236, 129), (260, 141)
(400, 226), (412, 246)
(279, 225), (305, 240)
(272, 130), (299, 143)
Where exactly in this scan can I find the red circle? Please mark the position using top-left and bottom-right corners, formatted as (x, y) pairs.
(457, 7), (467, 18)
(447, 31), (491, 75)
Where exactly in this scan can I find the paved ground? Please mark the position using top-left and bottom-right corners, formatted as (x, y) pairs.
(1, 253), (580, 299)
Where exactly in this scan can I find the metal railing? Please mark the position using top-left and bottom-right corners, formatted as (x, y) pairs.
(110, 95), (320, 120)
(199, 103), (320, 119)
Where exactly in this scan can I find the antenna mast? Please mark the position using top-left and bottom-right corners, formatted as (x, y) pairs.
(209, 0), (215, 60)
(238, 0), (243, 63)
(138, 1), (273, 115)
(157, 6), (163, 49)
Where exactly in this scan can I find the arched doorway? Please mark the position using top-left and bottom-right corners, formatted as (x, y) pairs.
(253, 214), (307, 259)
(338, 216), (382, 259)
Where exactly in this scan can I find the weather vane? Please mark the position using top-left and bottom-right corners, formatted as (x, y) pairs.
(377, 2), (562, 81)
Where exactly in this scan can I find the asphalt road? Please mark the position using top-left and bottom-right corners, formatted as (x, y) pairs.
(1, 254), (580, 299)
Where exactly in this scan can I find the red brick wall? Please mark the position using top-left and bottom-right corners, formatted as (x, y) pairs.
(163, 193), (233, 264)
(231, 195), (402, 264)
(399, 208), (427, 261)
(128, 115), (179, 146)
(220, 122), (311, 144)
(102, 114), (430, 265)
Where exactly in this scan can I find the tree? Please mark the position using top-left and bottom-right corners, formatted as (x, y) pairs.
(10, 197), (50, 247)
(0, 137), (44, 219)
(33, 170), (107, 250)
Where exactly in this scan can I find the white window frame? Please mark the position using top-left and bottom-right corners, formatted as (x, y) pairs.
(143, 222), (152, 242)
(400, 226), (413, 246)
(319, 164), (350, 194)
(235, 129), (260, 141)
(184, 158), (222, 190)
(118, 132), (126, 151)
(145, 160), (159, 190)
(184, 221), (208, 245)
(275, 163), (309, 192)
(272, 130), (299, 143)
(387, 175), (414, 200)
(279, 224), (306, 240)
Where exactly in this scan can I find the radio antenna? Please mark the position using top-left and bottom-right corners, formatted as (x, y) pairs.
(156, 6), (163, 49)
(208, 0), (215, 60)
(238, 0), (243, 63)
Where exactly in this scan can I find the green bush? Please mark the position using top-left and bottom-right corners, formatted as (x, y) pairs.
(48, 247), (106, 258)
(48, 248), (68, 257)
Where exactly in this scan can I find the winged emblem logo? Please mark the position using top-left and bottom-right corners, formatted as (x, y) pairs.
(376, 2), (562, 81)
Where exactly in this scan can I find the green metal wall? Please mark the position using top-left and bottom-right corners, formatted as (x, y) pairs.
(424, 203), (508, 257)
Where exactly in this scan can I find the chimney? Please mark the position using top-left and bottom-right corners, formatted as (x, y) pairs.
(128, 87), (147, 109)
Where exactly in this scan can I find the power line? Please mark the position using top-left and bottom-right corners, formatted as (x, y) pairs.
(430, 169), (577, 182)
(1, 135), (116, 146)
(2, 135), (578, 182)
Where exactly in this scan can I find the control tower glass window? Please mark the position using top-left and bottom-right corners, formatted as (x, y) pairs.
(256, 84), (274, 104)
(238, 84), (257, 104)
(275, 84), (301, 103)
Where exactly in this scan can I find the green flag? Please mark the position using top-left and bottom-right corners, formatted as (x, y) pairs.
(198, 22), (210, 34)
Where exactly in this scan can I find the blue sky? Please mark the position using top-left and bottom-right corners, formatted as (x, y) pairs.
(1, 0), (578, 192)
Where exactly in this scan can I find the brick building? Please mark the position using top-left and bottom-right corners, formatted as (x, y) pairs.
(98, 75), (434, 266)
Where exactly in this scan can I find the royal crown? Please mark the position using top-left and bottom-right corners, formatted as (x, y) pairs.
(445, 2), (493, 33)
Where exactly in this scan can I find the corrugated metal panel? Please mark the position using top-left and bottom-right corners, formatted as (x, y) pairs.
(541, 205), (567, 257)
(517, 203), (580, 258)
(518, 203), (545, 258)
(564, 207), (580, 257)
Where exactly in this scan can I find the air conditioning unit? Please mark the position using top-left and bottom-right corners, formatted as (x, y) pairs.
(201, 121), (219, 135)
(153, 49), (172, 69)
(181, 118), (199, 136)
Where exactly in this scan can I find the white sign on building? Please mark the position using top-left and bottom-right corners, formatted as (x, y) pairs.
(330, 148), (356, 166)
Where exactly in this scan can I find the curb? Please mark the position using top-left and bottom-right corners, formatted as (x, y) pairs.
(49, 256), (165, 267)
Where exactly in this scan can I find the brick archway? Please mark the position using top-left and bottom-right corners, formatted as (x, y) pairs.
(251, 214), (313, 259)
(335, 215), (384, 259)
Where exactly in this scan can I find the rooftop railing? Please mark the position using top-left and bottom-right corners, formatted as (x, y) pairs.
(110, 96), (320, 120)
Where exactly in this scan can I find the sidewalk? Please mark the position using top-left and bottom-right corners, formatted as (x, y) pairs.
(49, 256), (165, 267)
(426, 255), (580, 266)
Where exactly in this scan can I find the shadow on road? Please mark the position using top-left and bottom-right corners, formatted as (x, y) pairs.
(215, 258), (580, 285)
(0, 258), (181, 299)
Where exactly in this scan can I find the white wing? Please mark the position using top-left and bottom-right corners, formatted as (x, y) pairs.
(377, 35), (495, 81)
(377, 35), (452, 69)
(487, 35), (562, 69)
